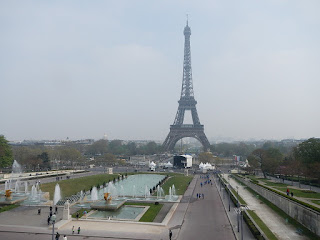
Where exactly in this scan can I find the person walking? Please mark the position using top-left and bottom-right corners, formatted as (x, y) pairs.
(72, 226), (74, 234)
(47, 216), (50, 225)
(63, 235), (67, 240)
(196, 193), (199, 198)
(78, 226), (81, 234)
(55, 206), (58, 213)
(76, 212), (79, 220)
(55, 232), (60, 240)
(38, 208), (41, 215)
(286, 188), (290, 196)
(169, 229), (173, 240)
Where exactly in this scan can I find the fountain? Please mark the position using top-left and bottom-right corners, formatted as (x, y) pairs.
(14, 180), (20, 193)
(53, 184), (61, 205)
(172, 184), (176, 196)
(12, 160), (22, 178)
(169, 187), (172, 200)
(24, 181), (28, 193)
(156, 185), (164, 199)
(91, 187), (98, 201)
(144, 185), (150, 199)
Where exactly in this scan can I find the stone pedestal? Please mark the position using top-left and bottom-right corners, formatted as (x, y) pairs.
(63, 200), (71, 220)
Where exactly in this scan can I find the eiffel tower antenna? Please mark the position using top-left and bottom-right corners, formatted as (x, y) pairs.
(163, 20), (210, 152)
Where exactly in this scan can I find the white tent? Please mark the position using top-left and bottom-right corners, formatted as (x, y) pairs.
(164, 161), (173, 168)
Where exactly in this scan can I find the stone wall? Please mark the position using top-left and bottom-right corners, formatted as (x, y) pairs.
(235, 176), (320, 237)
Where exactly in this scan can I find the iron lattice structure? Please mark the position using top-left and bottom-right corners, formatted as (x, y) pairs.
(163, 21), (210, 152)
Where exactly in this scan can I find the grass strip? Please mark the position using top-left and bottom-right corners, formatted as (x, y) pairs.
(246, 210), (278, 240)
(71, 208), (91, 218)
(40, 174), (120, 200)
(124, 202), (163, 222)
(0, 204), (19, 213)
(161, 174), (193, 195)
(310, 200), (320, 206)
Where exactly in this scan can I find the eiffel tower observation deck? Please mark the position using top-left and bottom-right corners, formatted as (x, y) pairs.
(163, 20), (210, 152)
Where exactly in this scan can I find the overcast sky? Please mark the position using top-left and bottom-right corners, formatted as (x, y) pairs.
(1, 1), (320, 142)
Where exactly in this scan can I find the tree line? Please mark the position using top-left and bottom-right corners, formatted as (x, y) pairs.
(1, 134), (319, 185)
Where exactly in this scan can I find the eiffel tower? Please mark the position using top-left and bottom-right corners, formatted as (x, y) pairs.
(163, 20), (210, 152)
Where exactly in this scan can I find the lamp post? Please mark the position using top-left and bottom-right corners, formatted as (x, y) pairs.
(228, 184), (231, 212)
(240, 206), (244, 240)
(51, 214), (56, 240)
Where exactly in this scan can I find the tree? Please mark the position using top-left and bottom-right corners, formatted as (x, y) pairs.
(198, 152), (214, 163)
(85, 139), (108, 156)
(38, 152), (50, 170)
(293, 138), (320, 182)
(249, 148), (283, 177)
(0, 135), (13, 168)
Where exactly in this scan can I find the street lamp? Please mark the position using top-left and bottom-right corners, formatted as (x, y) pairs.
(51, 214), (56, 240)
(228, 184), (231, 212)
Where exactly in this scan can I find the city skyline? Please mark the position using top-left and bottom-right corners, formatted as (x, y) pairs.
(1, 1), (320, 142)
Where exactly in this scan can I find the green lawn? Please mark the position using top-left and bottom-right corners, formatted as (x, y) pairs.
(247, 210), (278, 240)
(40, 174), (119, 200)
(310, 200), (320, 206)
(0, 204), (19, 213)
(161, 174), (193, 195)
(124, 202), (163, 222)
(272, 187), (320, 199)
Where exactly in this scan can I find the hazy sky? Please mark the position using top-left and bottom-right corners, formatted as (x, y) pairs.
(1, 1), (320, 142)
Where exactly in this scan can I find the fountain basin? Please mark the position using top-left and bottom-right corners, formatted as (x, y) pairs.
(0, 195), (28, 205)
(87, 205), (149, 221)
(90, 199), (126, 211)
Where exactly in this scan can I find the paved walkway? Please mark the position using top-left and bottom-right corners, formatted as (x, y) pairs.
(225, 174), (308, 240)
(173, 175), (235, 240)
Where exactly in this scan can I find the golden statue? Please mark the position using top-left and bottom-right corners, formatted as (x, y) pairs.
(104, 193), (112, 203)
(5, 189), (12, 199)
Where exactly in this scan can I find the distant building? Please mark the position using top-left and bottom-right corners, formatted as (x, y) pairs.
(173, 155), (192, 168)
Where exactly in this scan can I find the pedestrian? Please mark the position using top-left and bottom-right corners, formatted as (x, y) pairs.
(63, 235), (67, 240)
(47, 216), (50, 225)
(55, 232), (60, 240)
(50, 206), (53, 212)
(291, 192), (294, 197)
(202, 193), (204, 199)
(50, 211), (53, 217)
(196, 193), (199, 198)
(38, 208), (41, 215)
(55, 206), (58, 213)
(78, 226), (81, 234)
(198, 193), (201, 199)
(76, 212), (79, 220)
(286, 188), (289, 196)
(72, 226), (74, 234)
(169, 229), (172, 240)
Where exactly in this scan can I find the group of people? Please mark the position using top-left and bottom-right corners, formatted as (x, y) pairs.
(72, 225), (81, 234)
(196, 193), (205, 199)
(54, 232), (67, 240)
(286, 188), (294, 197)
(46, 205), (58, 225)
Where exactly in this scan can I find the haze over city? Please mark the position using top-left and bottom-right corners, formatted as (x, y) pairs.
(1, 1), (320, 142)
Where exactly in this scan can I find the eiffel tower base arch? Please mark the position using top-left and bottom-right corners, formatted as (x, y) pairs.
(163, 126), (210, 152)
